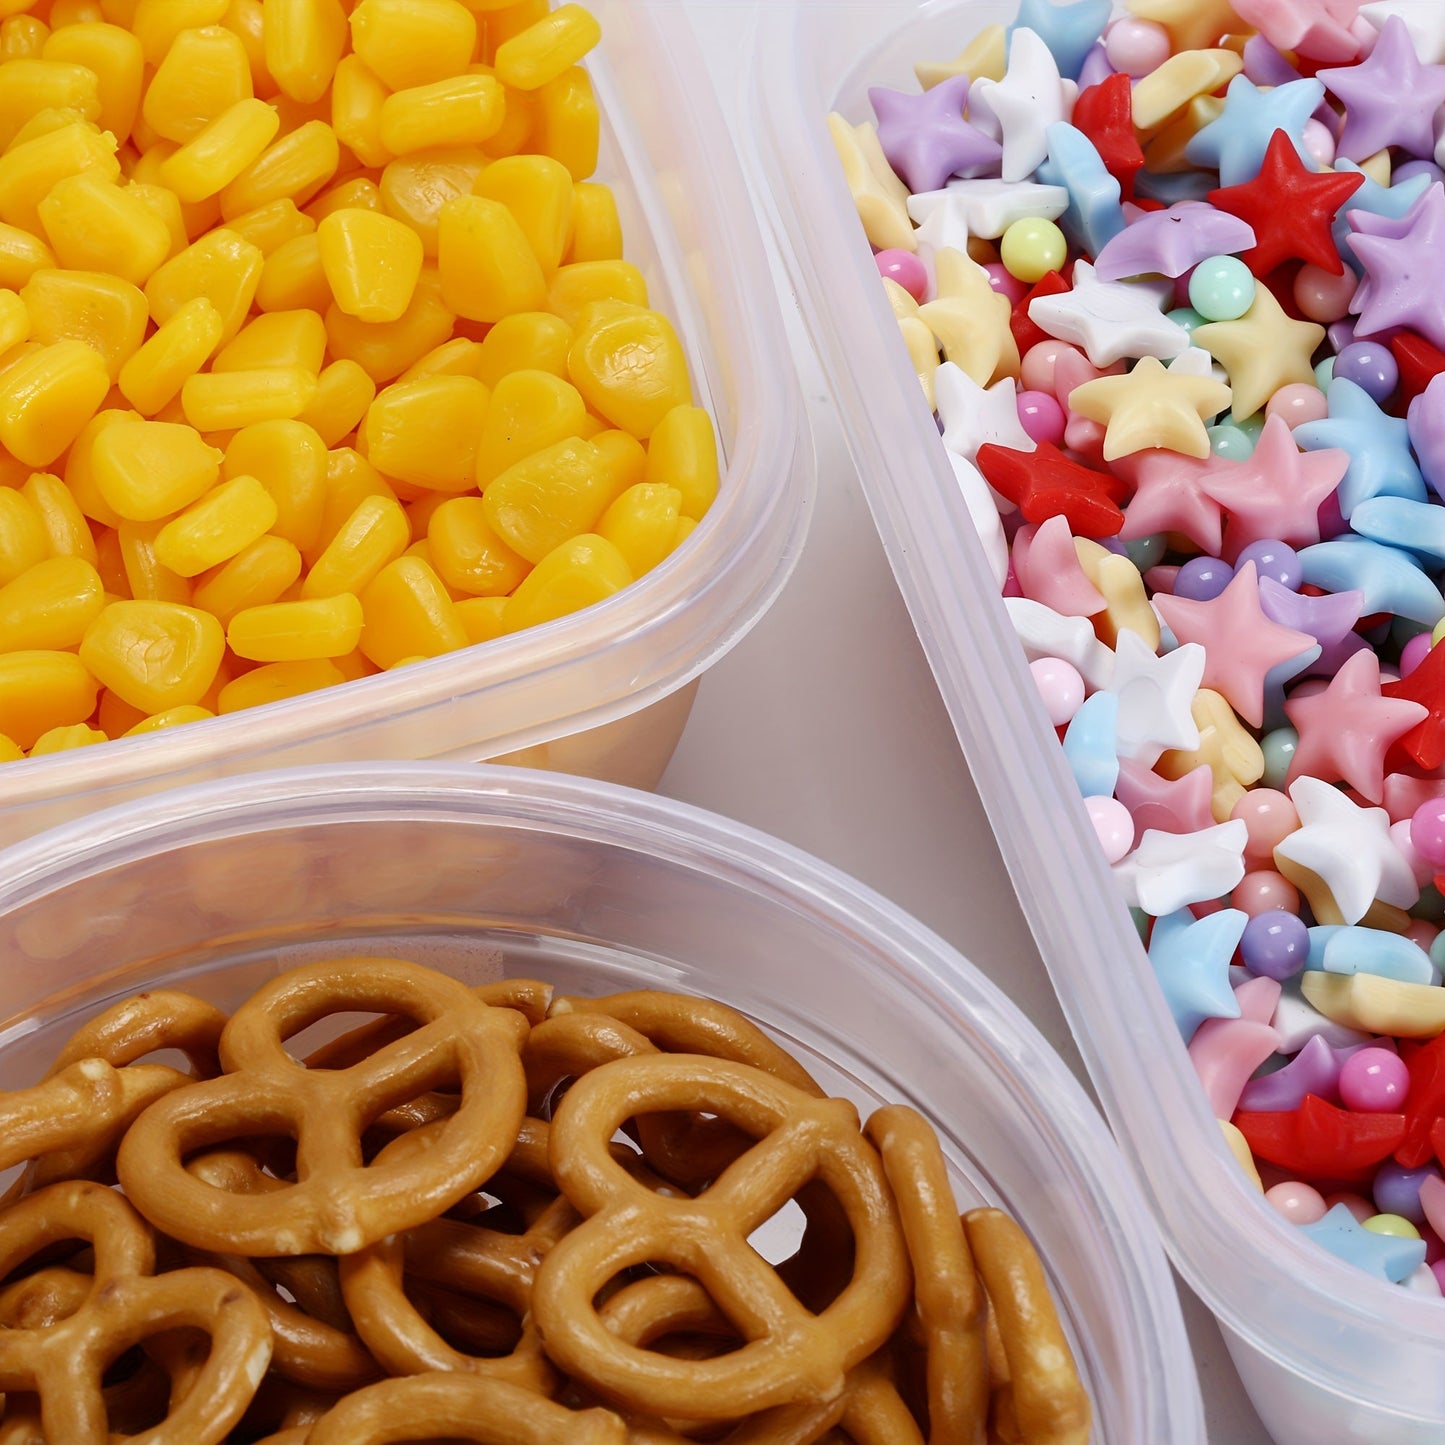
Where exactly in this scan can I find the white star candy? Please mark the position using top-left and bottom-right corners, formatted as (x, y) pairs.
(936, 363), (1036, 462)
(948, 452), (1008, 589)
(970, 27), (1077, 182)
(1361, 1), (1445, 64)
(1004, 598), (1115, 691)
(908, 178), (1070, 242)
(1113, 818), (1249, 915)
(1169, 346), (1227, 383)
(1106, 631), (1205, 766)
(1028, 260), (1191, 367)
(1273, 776), (1419, 924)
(1270, 984), (1373, 1054)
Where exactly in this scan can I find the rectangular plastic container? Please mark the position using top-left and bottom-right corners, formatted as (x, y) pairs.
(0, 761), (1204, 1444)
(0, 0), (812, 848)
(750, 3), (1445, 1441)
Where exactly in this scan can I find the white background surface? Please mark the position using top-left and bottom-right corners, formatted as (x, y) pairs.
(661, 4), (1274, 1439)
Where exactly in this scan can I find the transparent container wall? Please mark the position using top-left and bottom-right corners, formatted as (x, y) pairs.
(0, 764), (1203, 1445)
(749, 1), (1445, 1440)
(0, 1), (811, 846)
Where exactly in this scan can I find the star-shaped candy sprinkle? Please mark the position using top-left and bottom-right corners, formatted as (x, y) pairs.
(918, 248), (1020, 386)
(1320, 15), (1445, 162)
(1072, 71), (1144, 202)
(1382, 636), (1445, 770)
(1153, 561), (1317, 727)
(1330, 161), (1431, 276)
(1028, 260), (1190, 367)
(971, 27), (1077, 182)
(1359, 0), (1445, 65)
(1010, 0), (1111, 80)
(948, 452), (1009, 591)
(1107, 630), (1206, 764)
(1114, 759), (1217, 837)
(1298, 535), (1445, 627)
(1283, 649), (1428, 802)
(1207, 129), (1364, 277)
(1184, 73), (1326, 186)
(1093, 201), (1256, 282)
(1034, 121), (1126, 257)
(1273, 774), (1419, 924)
(936, 362), (1036, 462)
(1350, 495), (1445, 570)
(1294, 377), (1426, 519)
(1065, 354), (1231, 460)
(916, 24), (1008, 90)
(1192, 283), (1325, 421)
(1013, 514), (1106, 616)
(976, 439), (1126, 537)
(1005, 597), (1115, 690)
(1141, 903), (1249, 1039)
(1257, 577), (1366, 679)
(1115, 446), (1229, 555)
(1347, 183), (1445, 354)
(869, 75), (1004, 195)
(908, 177), (1069, 242)
(1298, 1202), (1427, 1283)
(1232, 0), (1364, 63)
(826, 114), (916, 253)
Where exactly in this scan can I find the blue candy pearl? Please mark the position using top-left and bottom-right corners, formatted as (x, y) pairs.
(1174, 555), (1234, 601)
(1189, 254), (1255, 321)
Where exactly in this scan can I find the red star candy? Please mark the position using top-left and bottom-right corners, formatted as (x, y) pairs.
(976, 440), (1126, 537)
(1390, 331), (1445, 410)
(1010, 270), (1070, 357)
(1397, 1033), (1445, 1168)
(1208, 128), (1364, 276)
(1072, 71), (1145, 203)
(1383, 640), (1445, 771)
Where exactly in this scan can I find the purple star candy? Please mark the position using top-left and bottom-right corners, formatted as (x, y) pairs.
(869, 75), (1003, 195)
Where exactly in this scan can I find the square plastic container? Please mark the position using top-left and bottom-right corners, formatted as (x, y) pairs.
(750, 3), (1445, 1441)
(0, 0), (812, 849)
(0, 761), (1202, 1443)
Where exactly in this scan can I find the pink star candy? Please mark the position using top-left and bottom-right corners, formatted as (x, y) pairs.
(1012, 515), (1107, 617)
(1115, 447), (1230, 556)
(1233, 0), (1364, 62)
(1115, 758), (1217, 840)
(1196, 414), (1348, 559)
(1284, 650), (1429, 802)
(1153, 561), (1317, 728)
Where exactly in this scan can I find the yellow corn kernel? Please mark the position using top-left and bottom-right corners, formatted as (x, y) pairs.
(566, 181), (620, 263)
(42, 22), (143, 143)
(223, 417), (326, 549)
(306, 177), (380, 224)
(92, 419), (221, 521)
(475, 155), (572, 278)
(226, 196), (312, 256)
(228, 590), (361, 661)
(216, 656), (342, 712)
(80, 598), (224, 711)
(220, 0), (273, 98)
(122, 178), (187, 260)
(0, 18), (50, 64)
(145, 228), (264, 345)
(481, 0), (551, 55)
(93, 525), (125, 592)
(330, 54), (391, 171)
(379, 75), (504, 156)
(0, 730), (20, 759)
(358, 554), (465, 668)
(546, 260), (647, 330)
(474, 369), (585, 489)
(159, 96), (280, 204)
(311, 445), (394, 560)
(214, 311), (324, 377)
(317, 207), (423, 325)
(597, 482), (681, 577)
(219, 118), (338, 219)
(494, 4), (600, 92)
(264, 0), (346, 105)
(255, 230), (329, 312)
(141, 23), (252, 144)
(438, 194), (546, 323)
(7, 106), (95, 150)
(132, 0), (229, 64)
(646, 404), (718, 521)
(480, 78), (535, 161)
(483, 436), (629, 563)
(350, 0), (477, 91)
(396, 338), (479, 386)
(51, 2), (108, 26)
(0, 220), (53, 288)
(592, 428), (646, 494)
(28, 720), (107, 754)
(324, 264), (454, 383)
(181, 366), (318, 432)
(0, 649), (98, 747)
(64, 407), (135, 525)
(36, 172), (171, 285)
(427, 496), (529, 597)
(0, 554), (105, 650)
(0, 338), (110, 466)
(569, 304), (691, 440)
(124, 702), (213, 733)
(117, 518), (190, 601)
(192, 532), (300, 621)
(0, 119), (119, 234)
(0, 287), (26, 355)
(0, 59), (100, 149)
(296, 358), (374, 448)
(500, 531), (629, 632)
(23, 470), (98, 564)
(127, 143), (219, 241)
(475, 311), (571, 387)
(0, 486), (48, 585)
(117, 297), (223, 416)
(361, 374), (488, 491)
(454, 593), (506, 645)
(379, 146), (486, 257)
(153, 473), (278, 576)
(533, 66), (597, 181)
(303, 490), (408, 596)
(22, 269), (146, 379)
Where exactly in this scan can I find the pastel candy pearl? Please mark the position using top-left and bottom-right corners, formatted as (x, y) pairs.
(1373, 1161), (1441, 1224)
(1086, 794), (1134, 864)
(1333, 340), (1399, 405)
(984, 262), (1029, 305)
(1209, 423), (1254, 459)
(1400, 631), (1433, 677)
(1029, 655), (1085, 726)
(1301, 118), (1336, 168)
(1294, 263), (1358, 323)
(1231, 869), (1300, 917)
(1266, 382), (1329, 428)
(1000, 216), (1067, 284)
(1189, 255), (1255, 322)
(1173, 556), (1234, 602)
(875, 249), (928, 302)
(1338, 1047), (1410, 1112)
(1021, 340), (1070, 393)
(1410, 797), (1445, 869)
(1104, 16), (1170, 77)
(1326, 1191), (1375, 1224)
(1363, 1213), (1420, 1239)
(1234, 540), (1300, 590)
(1265, 1180), (1328, 1225)
(1231, 787), (1300, 863)
(1016, 388), (1066, 445)
(1240, 908), (1309, 979)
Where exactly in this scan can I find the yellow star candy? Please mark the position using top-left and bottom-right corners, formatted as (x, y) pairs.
(1127, 0), (1248, 54)
(1074, 539), (1160, 650)
(915, 24), (1007, 90)
(1192, 284), (1324, 420)
(1158, 688), (1264, 822)
(1132, 48), (1242, 133)
(1145, 97), (1225, 175)
(898, 316), (940, 410)
(918, 247), (1020, 386)
(1065, 356), (1232, 461)
(826, 113), (916, 253)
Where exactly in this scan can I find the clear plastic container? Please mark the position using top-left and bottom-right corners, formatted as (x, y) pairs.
(750, 3), (1445, 1440)
(0, 761), (1201, 1444)
(0, 0), (812, 848)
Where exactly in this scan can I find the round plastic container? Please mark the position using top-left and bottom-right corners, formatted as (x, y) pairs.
(0, 762), (1201, 1444)
(0, 0), (812, 849)
(749, 3), (1445, 1441)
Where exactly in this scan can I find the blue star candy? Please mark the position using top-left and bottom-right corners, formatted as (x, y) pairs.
(1061, 688), (1119, 798)
(1035, 122), (1125, 257)
(1147, 906), (1247, 1043)
(1294, 378), (1426, 519)
(1350, 496), (1445, 570)
(1010, 0), (1111, 81)
(1135, 168), (1217, 205)
(1298, 1203), (1426, 1284)
(1332, 161), (1431, 277)
(1184, 74), (1324, 186)
(1297, 536), (1445, 628)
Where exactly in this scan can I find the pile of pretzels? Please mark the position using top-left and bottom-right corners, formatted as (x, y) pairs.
(0, 956), (1091, 1444)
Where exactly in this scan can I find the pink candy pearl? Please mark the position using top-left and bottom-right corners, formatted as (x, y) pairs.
(1401, 632), (1434, 678)
(1103, 16), (1170, 76)
(1029, 656), (1085, 726)
(1392, 818), (1435, 887)
(1265, 1180), (1327, 1225)
(1301, 118), (1336, 168)
(1230, 869), (1300, 917)
(875, 248), (928, 303)
(1405, 919), (1439, 953)
(1021, 340), (1070, 394)
(1294, 263), (1358, 323)
(1266, 382), (1329, 428)
(1325, 1191), (1376, 1224)
(1230, 788), (1300, 865)
(1016, 389), (1066, 445)
(983, 262), (1028, 305)
(1086, 795), (1134, 864)
(1066, 414), (1106, 457)
(1338, 1048), (1410, 1112)
(1410, 797), (1445, 870)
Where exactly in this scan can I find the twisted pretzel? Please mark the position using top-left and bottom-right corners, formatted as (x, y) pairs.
(532, 1054), (912, 1421)
(116, 958), (529, 1255)
(46, 991), (227, 1078)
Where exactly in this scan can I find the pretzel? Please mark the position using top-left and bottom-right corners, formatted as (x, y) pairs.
(46, 990), (227, 1078)
(963, 1209), (1091, 1445)
(531, 1053), (912, 1421)
(0, 1181), (271, 1444)
(116, 958), (530, 1255)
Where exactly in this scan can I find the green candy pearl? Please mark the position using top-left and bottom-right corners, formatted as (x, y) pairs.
(1125, 533), (1166, 569)
(1167, 305), (1206, 335)
(1208, 424), (1253, 459)
(1315, 356), (1335, 390)
(1260, 727), (1299, 790)
(1189, 255), (1255, 321)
